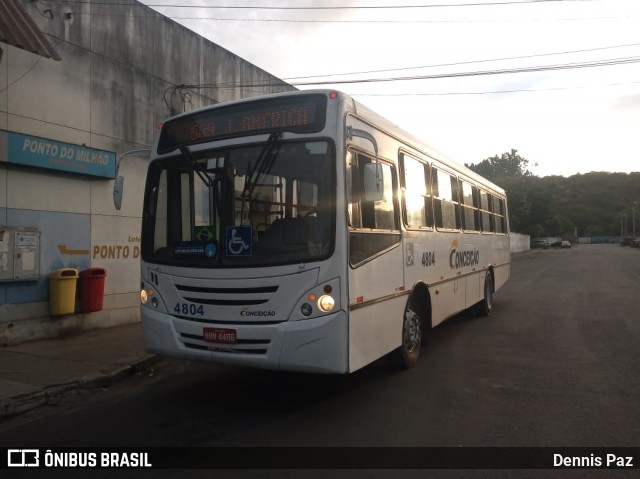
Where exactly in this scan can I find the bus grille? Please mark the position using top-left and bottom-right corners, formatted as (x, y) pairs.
(179, 333), (270, 355)
(174, 284), (279, 306)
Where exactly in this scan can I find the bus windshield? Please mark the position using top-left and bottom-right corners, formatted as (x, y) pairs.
(141, 139), (335, 267)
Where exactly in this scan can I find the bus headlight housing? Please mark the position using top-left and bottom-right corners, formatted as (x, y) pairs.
(294, 278), (340, 320)
(140, 279), (167, 313)
(141, 287), (164, 311)
(317, 295), (335, 312)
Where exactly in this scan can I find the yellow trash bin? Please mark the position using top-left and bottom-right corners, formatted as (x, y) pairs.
(49, 268), (79, 316)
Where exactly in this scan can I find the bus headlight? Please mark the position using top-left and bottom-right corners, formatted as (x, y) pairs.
(317, 295), (335, 313)
(140, 289), (149, 304)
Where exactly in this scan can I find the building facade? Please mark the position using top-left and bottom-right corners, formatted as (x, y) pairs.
(0, 0), (294, 344)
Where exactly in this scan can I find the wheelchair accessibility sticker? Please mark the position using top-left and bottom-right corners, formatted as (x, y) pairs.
(226, 226), (252, 256)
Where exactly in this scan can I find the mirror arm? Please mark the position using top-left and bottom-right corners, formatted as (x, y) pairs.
(113, 148), (151, 210)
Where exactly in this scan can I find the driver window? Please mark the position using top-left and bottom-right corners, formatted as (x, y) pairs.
(348, 151), (401, 266)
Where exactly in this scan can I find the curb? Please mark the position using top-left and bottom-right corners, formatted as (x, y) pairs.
(0, 355), (159, 419)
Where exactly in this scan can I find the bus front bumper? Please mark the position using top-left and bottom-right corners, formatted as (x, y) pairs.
(141, 308), (348, 374)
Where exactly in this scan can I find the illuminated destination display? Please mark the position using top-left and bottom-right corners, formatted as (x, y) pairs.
(158, 94), (327, 154)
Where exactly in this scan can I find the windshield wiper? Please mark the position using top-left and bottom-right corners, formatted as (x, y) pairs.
(180, 146), (213, 188)
(241, 131), (282, 203)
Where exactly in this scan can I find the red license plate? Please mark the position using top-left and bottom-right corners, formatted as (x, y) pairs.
(203, 327), (237, 344)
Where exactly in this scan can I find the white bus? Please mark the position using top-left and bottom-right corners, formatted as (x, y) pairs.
(136, 90), (510, 374)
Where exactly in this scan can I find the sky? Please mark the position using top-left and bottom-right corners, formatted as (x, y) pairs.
(142, 0), (640, 178)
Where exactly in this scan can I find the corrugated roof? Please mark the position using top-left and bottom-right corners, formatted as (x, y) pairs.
(0, 0), (61, 61)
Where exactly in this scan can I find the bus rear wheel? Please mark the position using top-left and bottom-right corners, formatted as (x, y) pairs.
(475, 270), (493, 317)
(396, 299), (422, 368)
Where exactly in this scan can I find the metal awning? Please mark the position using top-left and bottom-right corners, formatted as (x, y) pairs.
(0, 0), (61, 61)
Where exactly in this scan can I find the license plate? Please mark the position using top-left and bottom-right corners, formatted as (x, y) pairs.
(203, 327), (237, 344)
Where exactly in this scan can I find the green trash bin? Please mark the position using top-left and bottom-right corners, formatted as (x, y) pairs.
(49, 268), (79, 316)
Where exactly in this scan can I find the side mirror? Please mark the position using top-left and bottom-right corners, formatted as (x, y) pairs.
(111, 148), (151, 211)
(113, 176), (124, 210)
(363, 163), (385, 202)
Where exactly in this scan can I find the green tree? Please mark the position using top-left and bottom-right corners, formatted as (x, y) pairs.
(467, 153), (640, 237)
(465, 149), (532, 181)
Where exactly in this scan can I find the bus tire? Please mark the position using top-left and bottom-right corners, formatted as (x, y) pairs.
(476, 270), (493, 317)
(396, 298), (422, 368)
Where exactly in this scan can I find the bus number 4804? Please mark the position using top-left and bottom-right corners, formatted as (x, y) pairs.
(174, 303), (205, 316)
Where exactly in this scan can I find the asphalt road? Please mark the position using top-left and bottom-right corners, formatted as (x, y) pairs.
(1, 244), (639, 477)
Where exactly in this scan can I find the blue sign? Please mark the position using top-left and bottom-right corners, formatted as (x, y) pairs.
(226, 226), (252, 257)
(8, 132), (116, 179)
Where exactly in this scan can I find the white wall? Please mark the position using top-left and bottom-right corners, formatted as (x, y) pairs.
(510, 233), (531, 253)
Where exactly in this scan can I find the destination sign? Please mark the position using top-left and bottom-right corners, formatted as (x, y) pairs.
(157, 94), (327, 154)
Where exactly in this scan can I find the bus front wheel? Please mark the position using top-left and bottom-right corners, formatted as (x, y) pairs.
(396, 299), (422, 368)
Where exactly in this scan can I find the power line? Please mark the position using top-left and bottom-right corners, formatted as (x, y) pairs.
(71, 12), (632, 23)
(137, 15), (634, 23)
(286, 56), (640, 86)
(180, 55), (640, 91)
(67, 0), (600, 9)
(352, 79), (640, 96)
(282, 42), (640, 81)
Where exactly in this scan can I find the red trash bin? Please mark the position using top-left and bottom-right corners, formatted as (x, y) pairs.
(79, 267), (107, 313)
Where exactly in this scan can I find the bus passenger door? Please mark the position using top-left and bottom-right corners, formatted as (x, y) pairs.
(347, 152), (405, 372)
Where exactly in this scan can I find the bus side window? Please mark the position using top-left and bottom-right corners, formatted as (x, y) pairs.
(433, 168), (460, 230)
(493, 196), (507, 233)
(401, 154), (432, 229)
(346, 152), (362, 228)
(348, 152), (401, 266)
(357, 155), (396, 230)
(480, 189), (493, 233)
(460, 180), (480, 232)
(348, 152), (398, 231)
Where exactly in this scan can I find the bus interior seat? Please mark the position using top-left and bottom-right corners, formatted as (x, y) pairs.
(257, 217), (312, 256)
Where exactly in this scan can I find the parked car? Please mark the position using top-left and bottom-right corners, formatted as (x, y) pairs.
(631, 238), (640, 248)
(550, 241), (562, 248)
(620, 237), (634, 246)
(531, 239), (549, 249)
(561, 240), (571, 248)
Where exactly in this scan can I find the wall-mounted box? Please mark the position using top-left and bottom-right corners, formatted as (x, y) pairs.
(0, 227), (41, 282)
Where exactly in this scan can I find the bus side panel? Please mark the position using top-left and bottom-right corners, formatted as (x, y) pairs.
(493, 234), (511, 292)
(347, 243), (405, 372)
(279, 311), (349, 374)
(348, 297), (406, 372)
(430, 278), (465, 328)
(465, 272), (482, 308)
(494, 262), (510, 292)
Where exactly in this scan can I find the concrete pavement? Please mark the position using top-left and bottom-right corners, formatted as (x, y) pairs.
(0, 322), (156, 418)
